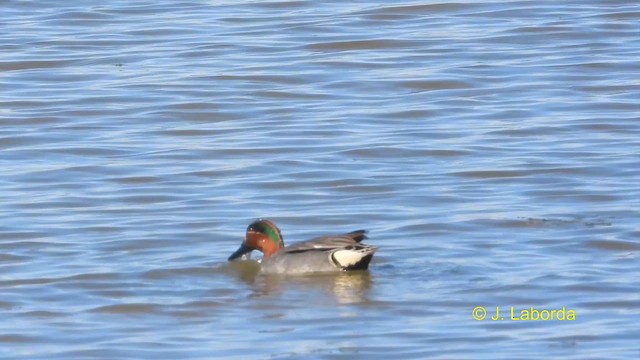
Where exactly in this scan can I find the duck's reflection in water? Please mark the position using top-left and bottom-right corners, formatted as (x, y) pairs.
(228, 260), (373, 305)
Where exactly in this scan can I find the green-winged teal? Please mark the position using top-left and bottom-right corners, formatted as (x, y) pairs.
(228, 219), (377, 274)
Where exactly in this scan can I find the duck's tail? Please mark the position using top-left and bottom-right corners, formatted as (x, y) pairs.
(331, 245), (377, 271)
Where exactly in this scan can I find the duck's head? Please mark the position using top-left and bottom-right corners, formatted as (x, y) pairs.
(228, 219), (284, 261)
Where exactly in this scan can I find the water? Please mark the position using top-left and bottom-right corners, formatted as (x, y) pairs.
(2, 0), (639, 358)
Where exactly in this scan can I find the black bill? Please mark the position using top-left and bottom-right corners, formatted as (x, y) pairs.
(228, 243), (252, 261)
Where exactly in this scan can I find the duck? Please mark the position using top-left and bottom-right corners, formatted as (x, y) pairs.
(228, 219), (377, 275)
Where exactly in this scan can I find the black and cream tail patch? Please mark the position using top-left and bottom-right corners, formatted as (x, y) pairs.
(331, 246), (377, 270)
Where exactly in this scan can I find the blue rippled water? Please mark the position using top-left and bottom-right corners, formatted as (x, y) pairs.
(1, 1), (639, 359)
